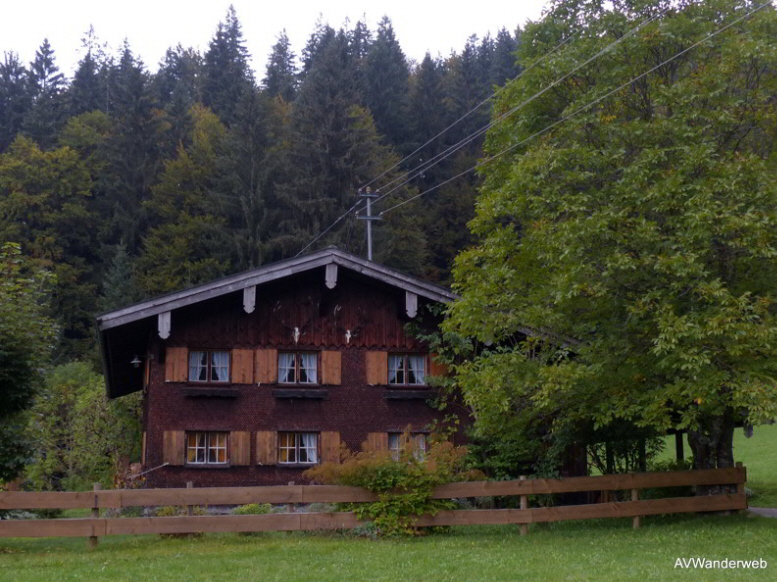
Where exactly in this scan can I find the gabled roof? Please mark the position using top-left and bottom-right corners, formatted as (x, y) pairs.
(97, 247), (455, 398)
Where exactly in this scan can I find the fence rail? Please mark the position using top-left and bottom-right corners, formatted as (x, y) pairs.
(0, 465), (747, 542)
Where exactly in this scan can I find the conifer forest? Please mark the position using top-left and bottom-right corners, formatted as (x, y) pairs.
(0, 9), (523, 361)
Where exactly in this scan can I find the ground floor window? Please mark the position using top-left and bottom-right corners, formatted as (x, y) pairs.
(388, 432), (428, 461)
(186, 431), (228, 464)
(278, 432), (319, 464)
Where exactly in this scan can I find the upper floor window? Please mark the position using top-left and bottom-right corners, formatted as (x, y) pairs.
(388, 354), (425, 385)
(186, 431), (228, 464)
(279, 353), (317, 384)
(188, 350), (230, 382)
(278, 432), (319, 464)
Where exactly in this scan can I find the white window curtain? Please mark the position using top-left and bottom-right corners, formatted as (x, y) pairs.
(299, 354), (317, 383)
(211, 352), (229, 382)
(189, 351), (207, 382)
(279, 353), (295, 383)
(407, 356), (425, 385)
(388, 355), (404, 384)
(300, 433), (318, 463)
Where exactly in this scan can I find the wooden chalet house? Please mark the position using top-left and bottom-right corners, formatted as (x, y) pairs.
(97, 247), (458, 488)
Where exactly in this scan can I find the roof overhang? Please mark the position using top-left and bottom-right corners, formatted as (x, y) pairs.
(97, 248), (456, 398)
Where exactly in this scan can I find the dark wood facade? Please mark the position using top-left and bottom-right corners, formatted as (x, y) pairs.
(98, 250), (460, 488)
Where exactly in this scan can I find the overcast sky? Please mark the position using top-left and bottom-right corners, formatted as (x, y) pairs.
(1, 0), (549, 78)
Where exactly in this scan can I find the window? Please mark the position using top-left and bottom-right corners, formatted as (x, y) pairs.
(186, 431), (228, 464)
(279, 353), (318, 384)
(188, 351), (230, 382)
(278, 432), (319, 464)
(388, 432), (428, 461)
(388, 355), (426, 385)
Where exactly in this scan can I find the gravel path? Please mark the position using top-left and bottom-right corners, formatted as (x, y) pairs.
(748, 507), (777, 518)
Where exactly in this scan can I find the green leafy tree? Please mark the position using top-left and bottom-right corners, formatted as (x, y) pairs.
(0, 136), (98, 357)
(26, 362), (141, 491)
(0, 243), (55, 482)
(445, 0), (777, 473)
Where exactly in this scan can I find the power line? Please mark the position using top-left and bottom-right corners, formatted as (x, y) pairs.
(295, 7), (660, 257)
(360, 30), (582, 191)
(379, 1), (772, 217)
(371, 5), (670, 210)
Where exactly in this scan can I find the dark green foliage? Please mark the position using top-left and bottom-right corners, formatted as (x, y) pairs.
(0, 137), (99, 357)
(23, 39), (66, 151)
(68, 27), (106, 117)
(202, 6), (252, 126)
(0, 243), (55, 482)
(363, 17), (411, 152)
(26, 362), (142, 491)
(445, 0), (777, 474)
(0, 52), (31, 152)
(263, 31), (297, 102)
(105, 44), (162, 251)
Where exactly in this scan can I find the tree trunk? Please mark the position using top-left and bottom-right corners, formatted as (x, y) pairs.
(686, 410), (735, 495)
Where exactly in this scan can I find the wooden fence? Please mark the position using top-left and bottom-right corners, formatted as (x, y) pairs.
(0, 465), (747, 543)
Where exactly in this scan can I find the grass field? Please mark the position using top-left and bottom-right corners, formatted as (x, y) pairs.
(1, 515), (776, 582)
(732, 423), (777, 508)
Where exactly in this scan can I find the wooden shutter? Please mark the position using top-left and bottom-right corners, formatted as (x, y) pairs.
(255, 431), (278, 465)
(255, 349), (278, 384)
(165, 347), (188, 382)
(365, 351), (388, 385)
(429, 353), (448, 377)
(162, 431), (186, 466)
(231, 349), (254, 384)
(230, 431), (251, 466)
(366, 432), (388, 451)
(321, 351), (341, 385)
(320, 431), (341, 464)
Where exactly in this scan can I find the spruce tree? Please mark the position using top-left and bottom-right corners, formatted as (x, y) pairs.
(23, 39), (66, 150)
(363, 17), (411, 153)
(263, 31), (297, 102)
(105, 44), (162, 252)
(69, 27), (106, 116)
(202, 6), (252, 126)
(0, 52), (31, 152)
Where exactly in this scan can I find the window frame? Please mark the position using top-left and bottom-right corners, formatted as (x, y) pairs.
(387, 354), (427, 386)
(278, 352), (319, 385)
(185, 431), (229, 466)
(277, 431), (320, 465)
(188, 350), (231, 383)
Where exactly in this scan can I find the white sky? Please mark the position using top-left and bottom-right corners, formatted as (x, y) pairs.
(1, 0), (549, 78)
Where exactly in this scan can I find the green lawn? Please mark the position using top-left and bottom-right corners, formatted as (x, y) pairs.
(734, 424), (777, 508)
(1, 516), (775, 582)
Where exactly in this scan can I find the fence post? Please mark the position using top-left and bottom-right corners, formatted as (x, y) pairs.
(186, 481), (194, 516)
(735, 462), (746, 506)
(519, 475), (528, 536)
(631, 488), (641, 529)
(89, 482), (101, 548)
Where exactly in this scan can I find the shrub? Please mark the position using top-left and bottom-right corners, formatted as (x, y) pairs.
(304, 432), (483, 536)
(232, 503), (272, 516)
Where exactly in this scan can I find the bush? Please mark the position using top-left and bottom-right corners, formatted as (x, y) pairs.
(232, 503), (272, 516)
(304, 432), (483, 536)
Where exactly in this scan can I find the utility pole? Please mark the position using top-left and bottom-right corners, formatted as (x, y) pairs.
(357, 187), (381, 261)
